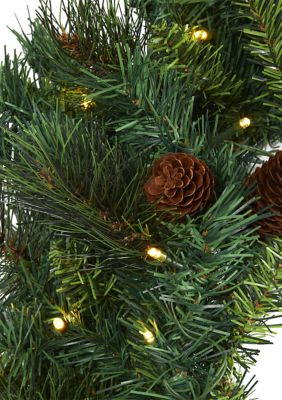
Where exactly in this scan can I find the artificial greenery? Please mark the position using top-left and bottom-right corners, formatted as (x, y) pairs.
(0, 0), (281, 399)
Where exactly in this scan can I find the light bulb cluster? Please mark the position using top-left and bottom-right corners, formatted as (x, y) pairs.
(187, 28), (253, 130)
(53, 313), (157, 347)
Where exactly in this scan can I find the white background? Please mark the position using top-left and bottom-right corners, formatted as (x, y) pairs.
(0, 1), (281, 399)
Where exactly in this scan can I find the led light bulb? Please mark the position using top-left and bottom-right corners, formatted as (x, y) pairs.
(192, 29), (209, 41)
(146, 247), (167, 262)
(53, 317), (68, 333)
(81, 99), (96, 110)
(143, 330), (155, 344)
(239, 117), (251, 129)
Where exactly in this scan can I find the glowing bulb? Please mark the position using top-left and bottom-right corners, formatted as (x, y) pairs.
(53, 317), (68, 333)
(143, 330), (155, 344)
(81, 99), (96, 110)
(192, 29), (209, 41)
(239, 117), (251, 129)
(146, 247), (167, 262)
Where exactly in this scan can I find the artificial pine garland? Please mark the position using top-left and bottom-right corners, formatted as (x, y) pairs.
(0, 0), (281, 399)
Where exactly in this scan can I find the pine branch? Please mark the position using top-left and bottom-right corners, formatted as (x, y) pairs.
(238, 0), (282, 136)
(0, 108), (152, 258)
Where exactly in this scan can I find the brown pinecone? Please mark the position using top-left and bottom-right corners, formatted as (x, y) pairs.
(246, 150), (282, 236)
(57, 29), (111, 73)
(58, 30), (81, 58)
(57, 30), (95, 66)
(144, 152), (214, 217)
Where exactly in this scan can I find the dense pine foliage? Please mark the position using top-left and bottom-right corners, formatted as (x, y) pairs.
(0, 1), (281, 399)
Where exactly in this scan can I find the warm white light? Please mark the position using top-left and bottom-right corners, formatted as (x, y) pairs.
(81, 99), (94, 110)
(146, 247), (167, 262)
(192, 29), (209, 41)
(53, 317), (67, 332)
(239, 117), (251, 129)
(143, 330), (155, 344)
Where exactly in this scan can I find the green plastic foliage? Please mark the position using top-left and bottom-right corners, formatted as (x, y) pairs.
(0, 0), (281, 399)
(242, 0), (282, 129)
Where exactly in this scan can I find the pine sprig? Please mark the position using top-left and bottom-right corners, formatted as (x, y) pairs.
(240, 0), (282, 134)
(0, 108), (151, 258)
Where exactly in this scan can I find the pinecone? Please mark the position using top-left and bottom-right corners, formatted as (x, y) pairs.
(57, 29), (111, 74)
(246, 150), (282, 236)
(58, 30), (81, 59)
(144, 152), (214, 217)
